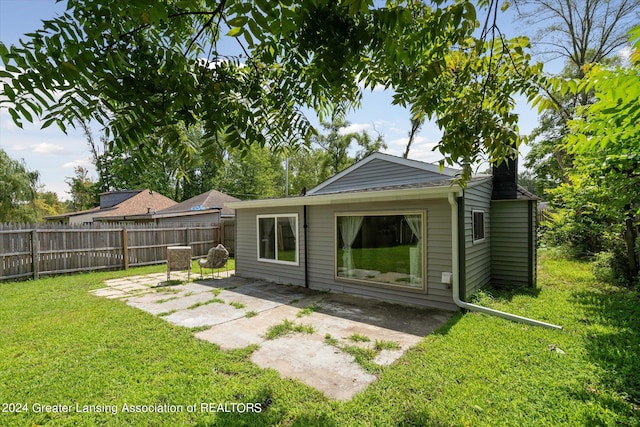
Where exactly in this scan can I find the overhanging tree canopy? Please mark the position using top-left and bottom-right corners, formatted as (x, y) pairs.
(0, 0), (542, 179)
(543, 25), (640, 283)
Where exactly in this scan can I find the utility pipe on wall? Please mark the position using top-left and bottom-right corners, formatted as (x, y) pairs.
(303, 205), (309, 288)
(447, 192), (562, 331)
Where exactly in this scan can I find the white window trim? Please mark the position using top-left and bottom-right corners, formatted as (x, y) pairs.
(472, 209), (486, 243)
(334, 210), (427, 292)
(256, 213), (299, 266)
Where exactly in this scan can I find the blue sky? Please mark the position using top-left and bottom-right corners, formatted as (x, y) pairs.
(0, 0), (542, 200)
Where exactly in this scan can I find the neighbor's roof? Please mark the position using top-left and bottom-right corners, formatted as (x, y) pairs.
(157, 190), (240, 217)
(44, 189), (177, 221)
(93, 190), (176, 220)
(44, 206), (101, 220)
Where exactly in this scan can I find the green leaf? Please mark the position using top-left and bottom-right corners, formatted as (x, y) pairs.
(3, 63), (20, 74)
(0, 42), (9, 64)
(227, 27), (243, 37)
(251, 10), (270, 31)
(2, 83), (15, 100)
(255, 0), (270, 14)
(227, 16), (248, 28)
(8, 108), (23, 128)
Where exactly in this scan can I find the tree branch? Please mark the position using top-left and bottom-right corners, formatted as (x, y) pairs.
(183, 0), (228, 57)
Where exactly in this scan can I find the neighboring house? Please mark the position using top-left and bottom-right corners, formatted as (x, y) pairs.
(226, 152), (537, 311)
(44, 190), (177, 224)
(128, 190), (241, 225)
(44, 206), (102, 225)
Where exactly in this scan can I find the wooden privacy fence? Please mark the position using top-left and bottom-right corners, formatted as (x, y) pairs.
(222, 218), (235, 256)
(0, 222), (231, 281)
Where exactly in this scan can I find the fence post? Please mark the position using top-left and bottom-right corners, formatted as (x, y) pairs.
(122, 228), (129, 270)
(31, 229), (39, 280)
(185, 227), (190, 247)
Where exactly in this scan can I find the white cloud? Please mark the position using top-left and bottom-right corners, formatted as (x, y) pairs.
(62, 158), (94, 171)
(339, 122), (371, 135)
(373, 119), (398, 128)
(33, 142), (66, 154)
(44, 182), (72, 201)
(386, 136), (441, 163)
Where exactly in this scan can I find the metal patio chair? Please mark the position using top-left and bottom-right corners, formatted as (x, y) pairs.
(198, 244), (229, 279)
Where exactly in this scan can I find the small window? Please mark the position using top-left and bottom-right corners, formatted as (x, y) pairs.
(472, 210), (485, 242)
(257, 214), (298, 265)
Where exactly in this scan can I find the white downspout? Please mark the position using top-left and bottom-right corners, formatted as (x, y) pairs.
(448, 192), (562, 330)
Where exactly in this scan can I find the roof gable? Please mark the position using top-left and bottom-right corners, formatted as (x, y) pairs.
(307, 152), (458, 196)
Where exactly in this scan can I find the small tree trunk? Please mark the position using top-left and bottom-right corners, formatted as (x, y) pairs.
(553, 149), (572, 184)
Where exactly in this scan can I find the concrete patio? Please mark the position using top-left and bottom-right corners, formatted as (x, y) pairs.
(92, 272), (452, 400)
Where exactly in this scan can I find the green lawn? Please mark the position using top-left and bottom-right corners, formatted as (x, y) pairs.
(1, 252), (638, 426)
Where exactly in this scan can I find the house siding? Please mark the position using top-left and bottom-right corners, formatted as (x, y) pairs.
(463, 179), (493, 299)
(157, 212), (220, 225)
(312, 158), (448, 195)
(68, 212), (100, 225)
(308, 199), (455, 310)
(235, 198), (456, 310)
(235, 206), (306, 286)
(490, 200), (535, 286)
(530, 200), (537, 287)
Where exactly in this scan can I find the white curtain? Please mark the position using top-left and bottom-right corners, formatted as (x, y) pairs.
(288, 216), (296, 241)
(405, 215), (422, 286)
(339, 216), (363, 277)
(404, 215), (422, 246)
(260, 218), (275, 259)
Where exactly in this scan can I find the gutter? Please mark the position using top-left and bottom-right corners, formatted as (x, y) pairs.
(303, 205), (309, 288)
(225, 185), (462, 210)
(448, 192), (562, 330)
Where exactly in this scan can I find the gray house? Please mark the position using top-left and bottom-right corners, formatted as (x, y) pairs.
(226, 152), (537, 311)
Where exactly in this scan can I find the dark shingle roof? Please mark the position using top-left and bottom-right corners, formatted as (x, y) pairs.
(157, 190), (241, 216)
(96, 190), (176, 218)
(516, 186), (540, 200)
(306, 176), (489, 197)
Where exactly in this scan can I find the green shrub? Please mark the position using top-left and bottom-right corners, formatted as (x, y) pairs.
(592, 240), (638, 286)
(542, 209), (609, 257)
(592, 251), (617, 283)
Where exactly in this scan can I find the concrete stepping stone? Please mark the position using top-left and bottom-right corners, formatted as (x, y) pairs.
(251, 334), (377, 400)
